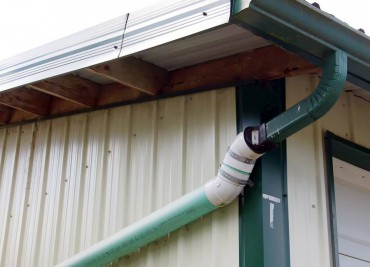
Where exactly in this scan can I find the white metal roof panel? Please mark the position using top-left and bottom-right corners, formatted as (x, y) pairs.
(136, 24), (269, 70)
(0, 15), (128, 91)
(120, 0), (230, 58)
(0, 0), (231, 92)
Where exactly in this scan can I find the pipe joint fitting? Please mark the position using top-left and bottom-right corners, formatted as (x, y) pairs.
(205, 132), (263, 206)
(244, 124), (277, 154)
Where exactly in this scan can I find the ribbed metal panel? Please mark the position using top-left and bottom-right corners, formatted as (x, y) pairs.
(285, 75), (370, 267)
(0, 88), (238, 267)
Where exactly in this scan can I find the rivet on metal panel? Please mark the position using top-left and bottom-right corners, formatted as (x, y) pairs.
(108, 150), (111, 154)
(45, 192), (47, 195)
(312, 205), (316, 208)
(86, 165), (89, 168)
(114, 46), (118, 49)
(65, 179), (68, 182)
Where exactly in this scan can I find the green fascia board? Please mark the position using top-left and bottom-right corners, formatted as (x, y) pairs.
(231, 0), (370, 92)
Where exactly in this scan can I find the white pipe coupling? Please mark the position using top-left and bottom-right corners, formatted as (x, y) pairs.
(205, 133), (263, 206)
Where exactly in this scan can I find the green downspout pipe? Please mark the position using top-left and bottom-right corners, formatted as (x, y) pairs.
(265, 51), (347, 143)
(57, 51), (347, 267)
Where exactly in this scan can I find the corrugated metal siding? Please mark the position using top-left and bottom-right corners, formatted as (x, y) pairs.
(0, 88), (238, 267)
(285, 75), (370, 267)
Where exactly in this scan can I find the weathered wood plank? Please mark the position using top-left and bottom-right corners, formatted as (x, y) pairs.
(0, 105), (12, 125)
(49, 98), (88, 116)
(9, 110), (39, 124)
(0, 87), (51, 116)
(28, 74), (100, 107)
(98, 83), (145, 106)
(164, 46), (319, 93)
(87, 57), (168, 95)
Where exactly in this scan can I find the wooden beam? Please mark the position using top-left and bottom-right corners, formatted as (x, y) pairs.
(9, 110), (39, 124)
(164, 46), (319, 93)
(0, 87), (51, 116)
(98, 83), (145, 106)
(28, 74), (100, 107)
(87, 57), (168, 95)
(0, 105), (12, 125)
(49, 98), (87, 116)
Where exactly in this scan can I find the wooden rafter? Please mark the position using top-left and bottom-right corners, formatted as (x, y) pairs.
(164, 46), (319, 93)
(28, 74), (100, 107)
(0, 105), (12, 125)
(0, 87), (51, 116)
(98, 83), (144, 106)
(1, 45), (320, 126)
(87, 57), (168, 96)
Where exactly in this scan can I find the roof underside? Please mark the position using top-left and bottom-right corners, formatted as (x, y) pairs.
(0, 0), (368, 128)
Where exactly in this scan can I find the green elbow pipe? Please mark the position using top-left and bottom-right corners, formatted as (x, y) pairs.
(266, 51), (347, 143)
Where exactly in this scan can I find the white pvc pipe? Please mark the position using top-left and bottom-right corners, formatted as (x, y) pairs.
(205, 132), (263, 206)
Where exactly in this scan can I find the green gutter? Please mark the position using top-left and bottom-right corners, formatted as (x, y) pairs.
(231, 0), (370, 91)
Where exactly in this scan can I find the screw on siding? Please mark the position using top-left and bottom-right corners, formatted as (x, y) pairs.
(133, 134), (136, 137)
(65, 179), (68, 182)
(312, 204), (316, 208)
(185, 226), (190, 232)
(362, 176), (365, 179)
(202, 12), (207, 16)
(160, 116), (163, 120)
(86, 165), (89, 168)
(27, 204), (30, 207)
(10, 215), (12, 218)
(114, 45), (118, 49)
(108, 150), (111, 154)
(45, 192), (48, 196)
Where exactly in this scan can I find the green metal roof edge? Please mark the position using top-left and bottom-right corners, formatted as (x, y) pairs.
(230, 0), (370, 92)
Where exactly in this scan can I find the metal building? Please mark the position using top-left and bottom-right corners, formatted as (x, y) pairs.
(0, 1), (369, 266)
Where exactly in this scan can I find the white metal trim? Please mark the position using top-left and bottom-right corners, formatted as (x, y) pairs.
(0, 0), (230, 92)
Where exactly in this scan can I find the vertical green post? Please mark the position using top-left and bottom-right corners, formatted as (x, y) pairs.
(236, 80), (290, 267)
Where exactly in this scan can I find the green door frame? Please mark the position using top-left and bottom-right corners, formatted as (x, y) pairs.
(236, 80), (290, 267)
(324, 132), (370, 267)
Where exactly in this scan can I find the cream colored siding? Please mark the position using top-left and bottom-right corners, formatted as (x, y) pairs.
(0, 88), (238, 267)
(286, 75), (370, 267)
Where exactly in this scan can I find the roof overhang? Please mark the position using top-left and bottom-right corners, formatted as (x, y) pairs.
(231, 0), (370, 92)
